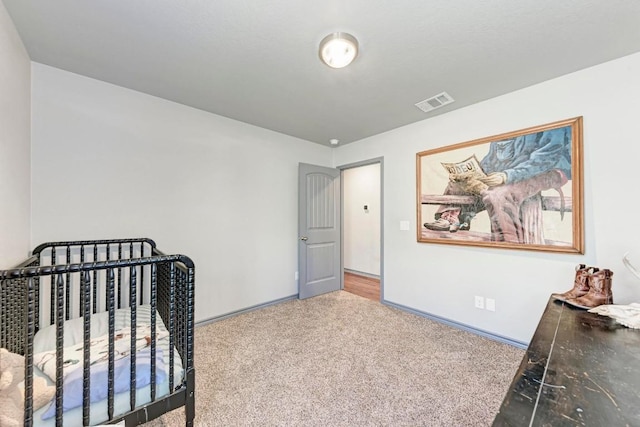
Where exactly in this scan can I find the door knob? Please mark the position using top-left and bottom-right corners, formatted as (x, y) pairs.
(300, 236), (308, 241)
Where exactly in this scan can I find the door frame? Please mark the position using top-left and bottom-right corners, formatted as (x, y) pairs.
(337, 157), (384, 301)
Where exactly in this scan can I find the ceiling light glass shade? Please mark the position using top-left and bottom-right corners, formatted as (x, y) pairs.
(319, 32), (358, 68)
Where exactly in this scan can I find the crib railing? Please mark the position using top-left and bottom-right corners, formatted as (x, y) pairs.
(0, 239), (195, 427)
(32, 238), (158, 327)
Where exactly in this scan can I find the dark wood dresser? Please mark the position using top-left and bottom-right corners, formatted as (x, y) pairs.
(493, 296), (640, 426)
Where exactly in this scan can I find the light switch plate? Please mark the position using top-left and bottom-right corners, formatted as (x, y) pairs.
(400, 221), (410, 231)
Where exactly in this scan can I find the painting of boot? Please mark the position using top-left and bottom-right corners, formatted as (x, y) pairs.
(416, 116), (584, 254)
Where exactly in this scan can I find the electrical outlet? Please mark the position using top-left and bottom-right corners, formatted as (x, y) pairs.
(474, 296), (484, 309)
(295, 271), (299, 281)
(486, 298), (496, 312)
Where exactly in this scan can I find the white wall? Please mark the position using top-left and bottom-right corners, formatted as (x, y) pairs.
(31, 63), (332, 322)
(0, 3), (31, 269)
(334, 52), (640, 344)
(23, 44), (640, 344)
(343, 164), (380, 276)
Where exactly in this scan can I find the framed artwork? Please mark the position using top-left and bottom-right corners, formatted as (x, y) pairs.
(416, 117), (584, 253)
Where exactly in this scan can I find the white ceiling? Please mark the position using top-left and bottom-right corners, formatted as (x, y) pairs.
(4, 0), (640, 146)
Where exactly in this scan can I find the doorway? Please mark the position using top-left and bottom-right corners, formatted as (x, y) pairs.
(340, 159), (383, 302)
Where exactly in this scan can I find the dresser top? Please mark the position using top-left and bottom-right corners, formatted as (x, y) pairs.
(493, 297), (640, 426)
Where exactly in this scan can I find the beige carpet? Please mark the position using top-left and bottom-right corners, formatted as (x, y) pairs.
(147, 291), (524, 427)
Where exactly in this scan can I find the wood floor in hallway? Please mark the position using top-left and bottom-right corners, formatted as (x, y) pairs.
(344, 271), (380, 301)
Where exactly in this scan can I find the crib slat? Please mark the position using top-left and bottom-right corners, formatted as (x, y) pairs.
(1, 279), (5, 350)
(55, 273), (65, 426)
(178, 268), (187, 366)
(50, 247), (56, 325)
(82, 271), (92, 426)
(150, 263), (157, 401)
(93, 245), (98, 313)
(130, 266), (137, 411)
(65, 246), (71, 321)
(169, 262), (176, 392)
(107, 267), (115, 420)
(79, 246), (85, 316)
(24, 277), (36, 427)
(139, 242), (145, 305)
(105, 244), (114, 315)
(117, 243), (123, 310)
(186, 266), (195, 371)
(34, 275), (40, 337)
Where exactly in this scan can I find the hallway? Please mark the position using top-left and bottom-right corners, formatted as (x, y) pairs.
(344, 271), (380, 301)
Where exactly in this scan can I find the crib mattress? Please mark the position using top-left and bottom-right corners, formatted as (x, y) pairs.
(31, 305), (184, 426)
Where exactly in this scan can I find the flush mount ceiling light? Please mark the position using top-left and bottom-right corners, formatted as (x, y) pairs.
(319, 32), (359, 68)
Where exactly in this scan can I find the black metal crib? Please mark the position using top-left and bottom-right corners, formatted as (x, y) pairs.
(0, 238), (195, 427)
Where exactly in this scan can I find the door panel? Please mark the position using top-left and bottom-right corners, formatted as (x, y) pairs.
(298, 163), (340, 299)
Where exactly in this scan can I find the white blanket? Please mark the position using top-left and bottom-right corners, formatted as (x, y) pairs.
(33, 325), (168, 382)
(31, 305), (182, 426)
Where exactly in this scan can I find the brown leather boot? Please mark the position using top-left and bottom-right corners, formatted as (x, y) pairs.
(566, 269), (613, 309)
(551, 264), (597, 301)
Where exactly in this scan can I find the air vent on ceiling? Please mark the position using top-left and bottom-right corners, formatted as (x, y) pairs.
(415, 91), (454, 113)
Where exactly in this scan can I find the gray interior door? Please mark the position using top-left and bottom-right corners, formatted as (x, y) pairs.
(298, 163), (341, 299)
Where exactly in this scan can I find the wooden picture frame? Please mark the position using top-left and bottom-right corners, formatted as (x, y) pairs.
(416, 117), (584, 253)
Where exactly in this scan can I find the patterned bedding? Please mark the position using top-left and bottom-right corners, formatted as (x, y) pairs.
(32, 305), (183, 426)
